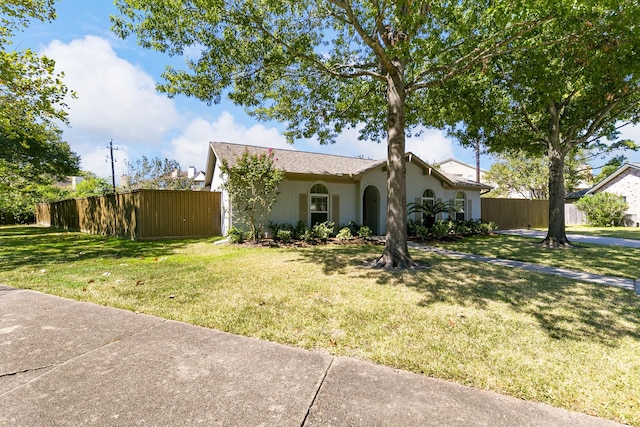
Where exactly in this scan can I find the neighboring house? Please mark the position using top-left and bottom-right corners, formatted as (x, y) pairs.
(203, 142), (491, 236)
(574, 162), (640, 226)
(435, 158), (487, 183)
(187, 166), (206, 190)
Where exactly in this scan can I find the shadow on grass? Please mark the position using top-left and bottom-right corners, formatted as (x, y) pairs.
(0, 225), (198, 272)
(295, 243), (640, 347)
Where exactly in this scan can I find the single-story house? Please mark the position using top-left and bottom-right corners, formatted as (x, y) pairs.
(572, 162), (640, 226)
(203, 141), (492, 236)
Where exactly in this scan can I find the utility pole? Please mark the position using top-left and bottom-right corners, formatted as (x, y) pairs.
(104, 140), (123, 193)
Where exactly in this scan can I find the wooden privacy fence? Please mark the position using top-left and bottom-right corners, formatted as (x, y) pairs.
(37, 190), (221, 240)
(481, 198), (549, 230)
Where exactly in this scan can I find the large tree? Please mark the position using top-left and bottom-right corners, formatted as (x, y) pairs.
(112, 0), (555, 268)
(1, 0), (79, 179)
(453, 2), (640, 246)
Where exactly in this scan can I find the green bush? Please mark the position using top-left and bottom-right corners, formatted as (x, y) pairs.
(414, 224), (429, 241)
(358, 225), (372, 239)
(431, 221), (451, 239)
(312, 221), (335, 242)
(575, 193), (629, 227)
(276, 229), (293, 243)
(336, 227), (353, 240)
(226, 226), (246, 244)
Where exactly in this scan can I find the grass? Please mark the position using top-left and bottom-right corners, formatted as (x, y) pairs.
(565, 225), (640, 240)
(1, 225), (639, 425)
(434, 234), (640, 280)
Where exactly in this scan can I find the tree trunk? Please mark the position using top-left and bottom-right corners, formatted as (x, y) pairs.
(541, 103), (571, 247)
(372, 62), (419, 269)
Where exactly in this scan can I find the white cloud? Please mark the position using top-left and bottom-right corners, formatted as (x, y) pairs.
(39, 35), (185, 177)
(406, 128), (455, 164)
(42, 35), (180, 144)
(168, 112), (290, 170)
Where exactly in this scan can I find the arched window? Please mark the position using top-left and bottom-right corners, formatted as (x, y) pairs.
(422, 189), (435, 208)
(310, 184), (329, 225)
(454, 191), (466, 221)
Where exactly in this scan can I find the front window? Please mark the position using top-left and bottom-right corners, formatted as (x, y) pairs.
(422, 188), (436, 222)
(310, 184), (329, 225)
(455, 191), (466, 221)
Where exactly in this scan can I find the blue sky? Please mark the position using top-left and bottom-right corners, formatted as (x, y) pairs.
(15, 1), (640, 181)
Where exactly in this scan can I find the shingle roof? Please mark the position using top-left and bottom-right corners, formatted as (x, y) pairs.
(209, 141), (379, 176)
(207, 141), (492, 190)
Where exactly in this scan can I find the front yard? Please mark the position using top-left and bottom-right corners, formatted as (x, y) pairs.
(1, 225), (639, 425)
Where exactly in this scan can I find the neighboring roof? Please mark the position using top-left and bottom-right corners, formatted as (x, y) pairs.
(586, 163), (640, 195)
(565, 188), (589, 200)
(435, 158), (488, 174)
(204, 141), (491, 190)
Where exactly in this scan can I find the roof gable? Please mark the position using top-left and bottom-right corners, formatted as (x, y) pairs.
(587, 163), (640, 194)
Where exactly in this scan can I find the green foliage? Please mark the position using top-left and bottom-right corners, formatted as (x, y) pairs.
(311, 221), (334, 243)
(1, 1), (79, 181)
(0, 159), (72, 224)
(122, 156), (192, 191)
(226, 226), (246, 244)
(220, 149), (285, 242)
(430, 221), (451, 240)
(448, 2), (640, 243)
(70, 173), (112, 198)
(408, 219), (497, 241)
(276, 229), (292, 243)
(593, 156), (626, 183)
(336, 227), (353, 241)
(407, 200), (454, 228)
(358, 226), (372, 239)
(575, 193), (629, 227)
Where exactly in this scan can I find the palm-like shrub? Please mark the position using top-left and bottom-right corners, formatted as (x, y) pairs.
(407, 200), (454, 229)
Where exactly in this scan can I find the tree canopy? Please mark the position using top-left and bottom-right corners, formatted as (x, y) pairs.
(121, 156), (193, 191)
(451, 1), (640, 246)
(1, 0), (79, 180)
(113, 0), (558, 268)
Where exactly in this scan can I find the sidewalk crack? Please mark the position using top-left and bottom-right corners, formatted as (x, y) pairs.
(0, 365), (53, 378)
(301, 356), (334, 427)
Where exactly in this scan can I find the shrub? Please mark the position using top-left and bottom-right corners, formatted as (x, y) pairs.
(276, 229), (293, 243)
(414, 224), (429, 241)
(294, 220), (309, 240)
(358, 225), (372, 239)
(575, 193), (629, 227)
(312, 221), (335, 242)
(431, 221), (450, 239)
(226, 226), (246, 244)
(336, 227), (353, 240)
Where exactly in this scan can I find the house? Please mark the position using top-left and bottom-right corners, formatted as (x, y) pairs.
(203, 142), (492, 235)
(576, 163), (640, 226)
(435, 158), (487, 183)
(187, 166), (206, 190)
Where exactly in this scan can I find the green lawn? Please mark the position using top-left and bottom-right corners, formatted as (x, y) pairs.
(565, 225), (640, 240)
(1, 225), (639, 426)
(434, 233), (640, 279)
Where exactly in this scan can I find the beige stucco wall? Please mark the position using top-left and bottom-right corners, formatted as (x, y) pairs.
(214, 159), (485, 236)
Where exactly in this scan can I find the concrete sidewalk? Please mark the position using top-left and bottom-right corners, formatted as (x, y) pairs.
(0, 285), (624, 426)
